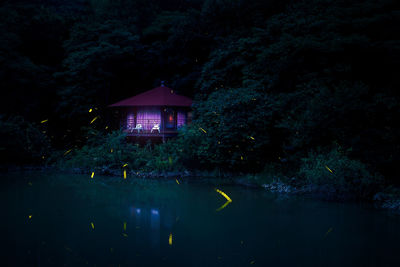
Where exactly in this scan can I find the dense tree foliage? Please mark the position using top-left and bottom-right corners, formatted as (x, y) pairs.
(0, 115), (50, 164)
(0, 0), (399, 189)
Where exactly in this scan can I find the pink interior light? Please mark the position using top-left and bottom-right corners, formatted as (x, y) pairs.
(177, 111), (186, 128)
(136, 107), (161, 130)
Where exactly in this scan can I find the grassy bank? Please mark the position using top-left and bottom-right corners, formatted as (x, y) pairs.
(46, 130), (400, 211)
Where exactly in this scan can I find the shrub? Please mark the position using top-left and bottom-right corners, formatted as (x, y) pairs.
(59, 130), (188, 173)
(299, 148), (383, 198)
(59, 130), (143, 170)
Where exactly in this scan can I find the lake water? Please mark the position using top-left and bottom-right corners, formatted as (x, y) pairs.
(1, 172), (399, 267)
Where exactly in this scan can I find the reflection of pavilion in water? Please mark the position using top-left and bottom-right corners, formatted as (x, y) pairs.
(129, 206), (177, 249)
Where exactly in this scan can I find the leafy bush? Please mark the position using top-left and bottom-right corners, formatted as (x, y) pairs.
(60, 130), (188, 173)
(60, 130), (143, 170)
(192, 84), (284, 171)
(299, 148), (383, 197)
(59, 126), (231, 174)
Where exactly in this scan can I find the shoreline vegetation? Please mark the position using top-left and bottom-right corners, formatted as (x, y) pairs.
(3, 167), (400, 213)
(51, 130), (399, 213)
(2, 159), (400, 213)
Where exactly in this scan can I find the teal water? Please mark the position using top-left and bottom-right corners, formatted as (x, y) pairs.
(1, 172), (399, 267)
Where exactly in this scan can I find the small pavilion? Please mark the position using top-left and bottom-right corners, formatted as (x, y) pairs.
(109, 83), (192, 141)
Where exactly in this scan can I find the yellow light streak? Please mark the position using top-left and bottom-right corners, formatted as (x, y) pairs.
(110, 148), (113, 153)
(249, 136), (255, 140)
(199, 127), (207, 133)
(122, 163), (128, 167)
(28, 215), (32, 219)
(215, 188), (232, 202)
(168, 233), (173, 245)
(216, 200), (231, 212)
(40, 119), (48, 124)
(89, 108), (93, 113)
(123, 170), (127, 179)
(64, 149), (72, 156)
(325, 165), (333, 173)
(175, 179), (180, 185)
(123, 222), (127, 231)
(90, 117), (98, 124)
(91, 222), (95, 229)
(91, 172), (94, 179)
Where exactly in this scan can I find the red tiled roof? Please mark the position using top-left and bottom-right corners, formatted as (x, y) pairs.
(109, 86), (192, 107)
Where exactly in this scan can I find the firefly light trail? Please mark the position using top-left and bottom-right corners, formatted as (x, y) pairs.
(215, 188), (232, 211)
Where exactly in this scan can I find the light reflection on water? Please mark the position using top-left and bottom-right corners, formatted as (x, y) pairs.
(0, 172), (400, 267)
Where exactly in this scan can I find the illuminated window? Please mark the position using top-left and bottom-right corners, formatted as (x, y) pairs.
(165, 109), (175, 129)
(127, 113), (135, 129)
(177, 111), (186, 128)
(136, 107), (161, 130)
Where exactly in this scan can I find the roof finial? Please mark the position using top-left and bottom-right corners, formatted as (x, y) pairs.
(161, 81), (165, 87)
